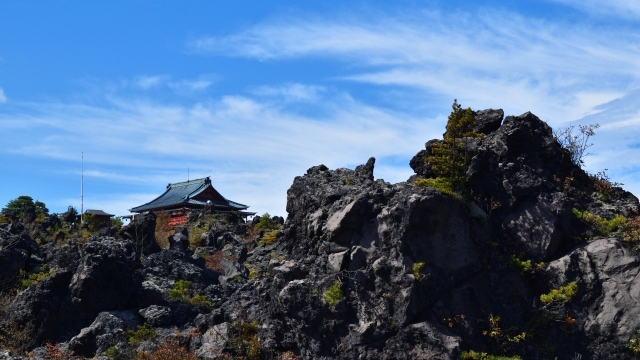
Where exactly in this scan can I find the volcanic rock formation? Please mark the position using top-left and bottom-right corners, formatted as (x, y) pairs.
(1, 109), (639, 359)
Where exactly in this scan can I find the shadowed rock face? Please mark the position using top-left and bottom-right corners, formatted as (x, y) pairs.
(3, 109), (640, 360)
(119, 211), (161, 257)
(0, 224), (38, 292)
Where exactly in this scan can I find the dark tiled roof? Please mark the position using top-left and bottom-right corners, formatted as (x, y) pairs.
(129, 177), (248, 213)
(85, 209), (114, 217)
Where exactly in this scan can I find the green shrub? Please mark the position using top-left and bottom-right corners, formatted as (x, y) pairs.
(627, 330), (640, 354)
(460, 350), (522, 360)
(413, 177), (461, 199)
(228, 320), (261, 360)
(508, 255), (544, 276)
(102, 346), (120, 358)
(168, 280), (213, 309)
(2, 195), (48, 219)
(255, 213), (278, 232)
(412, 262), (425, 280)
(83, 213), (98, 232)
(127, 323), (155, 346)
(111, 217), (124, 229)
(573, 208), (627, 236)
(426, 100), (483, 187)
(323, 281), (344, 307)
(19, 265), (55, 290)
(540, 282), (578, 304)
(188, 226), (207, 248)
(260, 229), (280, 245)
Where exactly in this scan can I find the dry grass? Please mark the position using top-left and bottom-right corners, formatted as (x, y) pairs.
(0, 289), (39, 354)
(136, 337), (198, 360)
(203, 251), (236, 274)
(154, 212), (173, 249)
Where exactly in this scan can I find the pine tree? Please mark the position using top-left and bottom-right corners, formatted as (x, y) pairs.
(427, 100), (482, 187)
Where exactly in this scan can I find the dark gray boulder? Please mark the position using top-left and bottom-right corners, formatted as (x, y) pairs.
(139, 305), (172, 327)
(0, 225), (38, 291)
(69, 238), (141, 312)
(119, 211), (161, 258)
(409, 139), (442, 178)
(169, 227), (190, 252)
(68, 310), (140, 356)
(474, 108), (503, 134)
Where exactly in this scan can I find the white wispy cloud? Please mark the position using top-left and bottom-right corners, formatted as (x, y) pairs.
(0, 87), (437, 216)
(190, 10), (640, 124)
(167, 74), (218, 95)
(186, 7), (640, 200)
(548, 0), (640, 19)
(252, 83), (326, 103)
(133, 75), (170, 90)
(5, 4), (640, 218)
(0, 87), (6, 103)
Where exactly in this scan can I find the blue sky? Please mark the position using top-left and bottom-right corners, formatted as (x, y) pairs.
(1, 0), (640, 218)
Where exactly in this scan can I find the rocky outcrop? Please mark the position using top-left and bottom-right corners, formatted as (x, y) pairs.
(119, 211), (161, 257)
(0, 224), (38, 291)
(3, 108), (640, 360)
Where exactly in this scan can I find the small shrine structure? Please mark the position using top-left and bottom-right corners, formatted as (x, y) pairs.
(84, 209), (114, 226)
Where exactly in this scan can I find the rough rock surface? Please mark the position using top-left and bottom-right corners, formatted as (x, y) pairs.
(2, 108), (640, 360)
(119, 211), (161, 257)
(0, 224), (38, 291)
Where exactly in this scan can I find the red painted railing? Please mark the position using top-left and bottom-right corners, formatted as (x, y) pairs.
(168, 216), (187, 226)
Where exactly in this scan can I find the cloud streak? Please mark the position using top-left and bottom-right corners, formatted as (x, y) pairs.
(0, 84), (438, 216)
(190, 9), (640, 123)
(187, 7), (640, 202)
(548, 0), (640, 19)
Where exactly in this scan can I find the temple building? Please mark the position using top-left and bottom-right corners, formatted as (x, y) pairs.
(128, 177), (254, 225)
(84, 209), (114, 227)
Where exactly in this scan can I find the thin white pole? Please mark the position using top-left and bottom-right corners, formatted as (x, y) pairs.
(81, 152), (84, 224)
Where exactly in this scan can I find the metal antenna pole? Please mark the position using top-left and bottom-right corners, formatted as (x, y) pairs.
(81, 152), (84, 224)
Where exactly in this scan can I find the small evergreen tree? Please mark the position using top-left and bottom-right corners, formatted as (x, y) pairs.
(427, 100), (482, 187)
(255, 213), (278, 231)
(2, 195), (48, 219)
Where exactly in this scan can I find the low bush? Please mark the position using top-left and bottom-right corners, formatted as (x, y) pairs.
(228, 320), (262, 360)
(589, 169), (623, 197)
(154, 212), (173, 249)
(126, 323), (156, 347)
(44, 342), (74, 360)
(202, 251), (236, 274)
(412, 262), (425, 281)
(573, 208), (627, 236)
(19, 265), (55, 290)
(460, 351), (522, 360)
(481, 314), (527, 353)
(508, 255), (544, 276)
(627, 330), (640, 354)
(623, 216), (640, 245)
(255, 213), (278, 232)
(413, 177), (461, 199)
(540, 282), (578, 304)
(168, 280), (213, 309)
(136, 336), (198, 360)
(323, 281), (343, 307)
(260, 229), (280, 245)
